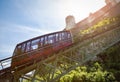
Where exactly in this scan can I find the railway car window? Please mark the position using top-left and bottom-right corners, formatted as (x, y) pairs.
(68, 33), (71, 38)
(31, 39), (40, 45)
(32, 45), (38, 50)
(26, 42), (31, 52)
(53, 34), (56, 43)
(64, 32), (68, 39)
(40, 37), (44, 47)
(16, 45), (23, 55)
(31, 39), (40, 50)
(56, 34), (59, 42)
(62, 32), (65, 39)
(21, 43), (26, 53)
(48, 35), (53, 44)
(17, 45), (22, 49)
(59, 33), (62, 40)
(45, 36), (48, 45)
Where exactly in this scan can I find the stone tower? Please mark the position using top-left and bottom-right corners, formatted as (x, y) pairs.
(65, 15), (75, 30)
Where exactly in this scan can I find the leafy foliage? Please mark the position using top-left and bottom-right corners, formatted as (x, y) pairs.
(80, 16), (119, 35)
(57, 63), (116, 82)
(98, 42), (120, 81)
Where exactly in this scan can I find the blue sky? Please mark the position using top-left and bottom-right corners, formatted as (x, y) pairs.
(0, 0), (106, 59)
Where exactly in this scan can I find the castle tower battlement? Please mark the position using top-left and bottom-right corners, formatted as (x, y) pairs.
(65, 15), (76, 30)
(105, 0), (120, 6)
